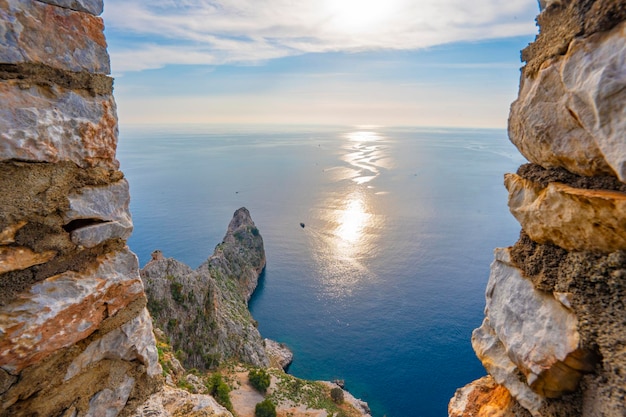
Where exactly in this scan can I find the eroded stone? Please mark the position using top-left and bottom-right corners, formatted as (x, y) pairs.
(0, 368), (17, 395)
(0, 248), (143, 373)
(509, 21), (626, 181)
(0, 82), (118, 169)
(85, 374), (135, 417)
(0, 221), (26, 245)
(473, 248), (595, 404)
(448, 375), (519, 417)
(0, 246), (55, 274)
(0, 0), (110, 73)
(472, 320), (544, 415)
(36, 0), (103, 15)
(134, 385), (234, 417)
(505, 173), (626, 252)
(64, 180), (133, 247)
(65, 307), (160, 381)
(264, 338), (293, 370)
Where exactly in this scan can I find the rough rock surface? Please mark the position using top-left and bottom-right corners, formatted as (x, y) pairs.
(448, 376), (525, 417)
(0, 0), (110, 73)
(0, 1), (160, 415)
(141, 208), (269, 370)
(505, 173), (626, 252)
(264, 338), (294, 370)
(0, 82), (119, 169)
(135, 385), (234, 417)
(472, 248), (596, 408)
(451, 2), (626, 416)
(509, 21), (626, 181)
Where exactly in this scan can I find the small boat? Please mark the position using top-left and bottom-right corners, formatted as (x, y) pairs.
(300, 222), (305, 228)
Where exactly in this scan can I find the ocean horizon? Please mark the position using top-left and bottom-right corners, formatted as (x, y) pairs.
(117, 124), (525, 417)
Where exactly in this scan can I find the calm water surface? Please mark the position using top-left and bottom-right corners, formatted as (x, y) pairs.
(117, 125), (525, 417)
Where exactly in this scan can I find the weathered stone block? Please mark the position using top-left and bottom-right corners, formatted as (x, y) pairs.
(0, 222), (26, 245)
(505, 173), (626, 252)
(509, 21), (626, 182)
(472, 248), (595, 406)
(64, 179), (133, 248)
(0, 82), (118, 169)
(448, 375), (518, 417)
(0, 0), (110, 73)
(472, 320), (544, 415)
(0, 246), (56, 274)
(36, 0), (103, 15)
(86, 374), (135, 417)
(0, 248), (144, 373)
(65, 307), (160, 381)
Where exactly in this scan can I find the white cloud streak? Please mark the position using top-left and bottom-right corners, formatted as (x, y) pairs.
(104, 0), (538, 72)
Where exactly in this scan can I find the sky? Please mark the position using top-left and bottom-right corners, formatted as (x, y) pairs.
(102, 0), (541, 128)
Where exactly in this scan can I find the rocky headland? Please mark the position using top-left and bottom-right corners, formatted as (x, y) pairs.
(141, 207), (269, 370)
(449, 1), (626, 416)
(137, 208), (372, 417)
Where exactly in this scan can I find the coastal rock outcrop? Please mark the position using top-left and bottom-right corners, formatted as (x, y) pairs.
(0, 1), (161, 416)
(451, 1), (626, 416)
(141, 207), (269, 369)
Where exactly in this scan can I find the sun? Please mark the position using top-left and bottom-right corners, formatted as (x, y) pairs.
(324, 0), (400, 35)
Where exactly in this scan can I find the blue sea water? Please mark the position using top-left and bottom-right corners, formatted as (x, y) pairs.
(117, 125), (525, 417)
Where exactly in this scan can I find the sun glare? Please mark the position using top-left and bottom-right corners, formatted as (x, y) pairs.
(336, 196), (369, 243)
(325, 0), (400, 34)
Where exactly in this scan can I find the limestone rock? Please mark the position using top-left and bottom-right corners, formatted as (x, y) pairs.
(208, 207), (266, 301)
(505, 173), (626, 252)
(472, 320), (544, 415)
(448, 376), (521, 417)
(509, 21), (626, 181)
(134, 385), (234, 417)
(65, 307), (161, 381)
(0, 0), (110, 73)
(264, 338), (293, 370)
(0, 221), (26, 245)
(85, 374), (136, 417)
(0, 248), (144, 373)
(64, 180), (133, 248)
(0, 82), (118, 169)
(472, 248), (595, 408)
(320, 381), (372, 417)
(0, 368), (16, 395)
(141, 208), (268, 370)
(0, 246), (56, 274)
(36, 0), (103, 15)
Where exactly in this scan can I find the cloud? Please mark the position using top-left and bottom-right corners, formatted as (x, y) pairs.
(104, 0), (538, 72)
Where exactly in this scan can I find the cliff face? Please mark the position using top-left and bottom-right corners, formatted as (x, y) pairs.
(449, 1), (625, 416)
(0, 1), (161, 416)
(141, 207), (269, 370)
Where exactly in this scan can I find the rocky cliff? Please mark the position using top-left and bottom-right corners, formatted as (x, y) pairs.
(0, 1), (161, 416)
(449, 1), (625, 416)
(138, 208), (372, 417)
(141, 207), (269, 370)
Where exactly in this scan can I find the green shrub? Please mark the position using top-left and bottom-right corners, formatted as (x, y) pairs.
(208, 373), (233, 412)
(249, 368), (271, 393)
(170, 281), (185, 303)
(330, 387), (344, 404)
(255, 399), (277, 417)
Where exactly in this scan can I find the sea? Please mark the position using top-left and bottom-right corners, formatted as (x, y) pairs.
(116, 124), (526, 417)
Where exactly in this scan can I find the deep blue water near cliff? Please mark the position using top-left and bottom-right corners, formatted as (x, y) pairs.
(117, 125), (525, 417)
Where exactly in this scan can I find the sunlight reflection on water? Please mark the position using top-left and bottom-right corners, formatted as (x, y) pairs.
(308, 130), (390, 298)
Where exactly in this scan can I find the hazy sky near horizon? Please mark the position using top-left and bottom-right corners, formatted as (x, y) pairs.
(103, 1), (540, 128)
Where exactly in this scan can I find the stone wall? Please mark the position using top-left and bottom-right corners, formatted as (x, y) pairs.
(449, 1), (625, 416)
(0, 1), (160, 416)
